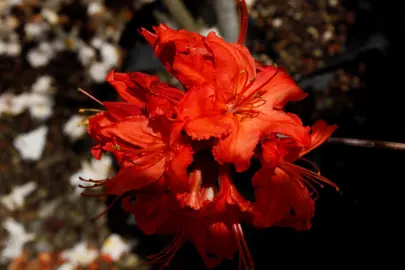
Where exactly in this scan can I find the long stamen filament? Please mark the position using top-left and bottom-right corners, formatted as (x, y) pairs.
(79, 108), (104, 113)
(78, 88), (103, 105)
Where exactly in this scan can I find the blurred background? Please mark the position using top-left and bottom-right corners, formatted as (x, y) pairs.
(0, 0), (403, 269)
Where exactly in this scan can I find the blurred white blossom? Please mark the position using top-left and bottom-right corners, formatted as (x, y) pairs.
(89, 61), (109, 83)
(28, 93), (54, 121)
(87, 2), (104, 16)
(63, 114), (87, 141)
(59, 242), (99, 269)
(1, 218), (35, 262)
(13, 125), (48, 161)
(0, 182), (37, 211)
(24, 22), (48, 40)
(78, 43), (96, 66)
(0, 93), (30, 116)
(41, 8), (59, 25)
(102, 234), (132, 262)
(32, 75), (54, 94)
(27, 42), (55, 67)
(100, 42), (119, 68)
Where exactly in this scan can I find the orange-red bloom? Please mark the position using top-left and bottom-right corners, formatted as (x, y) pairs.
(141, 25), (309, 173)
(80, 1), (339, 269)
(252, 120), (339, 229)
(122, 165), (254, 269)
(85, 71), (190, 196)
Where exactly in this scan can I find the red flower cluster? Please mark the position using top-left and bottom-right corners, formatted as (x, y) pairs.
(81, 1), (339, 269)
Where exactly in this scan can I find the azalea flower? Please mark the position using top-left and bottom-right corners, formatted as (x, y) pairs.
(81, 72), (186, 197)
(122, 166), (253, 269)
(252, 120), (340, 229)
(80, 1), (339, 269)
(140, 13), (309, 173)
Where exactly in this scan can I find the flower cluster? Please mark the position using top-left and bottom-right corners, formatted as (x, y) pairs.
(81, 1), (339, 268)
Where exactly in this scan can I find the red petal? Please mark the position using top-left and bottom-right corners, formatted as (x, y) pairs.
(184, 112), (234, 140)
(202, 166), (252, 215)
(165, 145), (194, 194)
(300, 120), (338, 156)
(212, 116), (260, 172)
(106, 70), (148, 107)
(262, 112), (311, 147)
(90, 144), (103, 159)
(191, 222), (236, 269)
(251, 66), (307, 110)
(105, 157), (166, 196)
(123, 193), (179, 235)
(139, 28), (158, 47)
(252, 167), (314, 229)
(103, 102), (142, 120)
(172, 54), (214, 88)
(178, 85), (217, 121)
(205, 33), (256, 99)
(97, 115), (164, 149)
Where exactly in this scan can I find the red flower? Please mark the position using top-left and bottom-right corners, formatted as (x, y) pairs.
(84, 71), (191, 197)
(122, 165), (255, 269)
(252, 120), (339, 229)
(141, 23), (309, 173)
(79, 1), (340, 269)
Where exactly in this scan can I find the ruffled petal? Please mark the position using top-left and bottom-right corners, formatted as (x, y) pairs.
(184, 112), (235, 140)
(212, 115), (260, 172)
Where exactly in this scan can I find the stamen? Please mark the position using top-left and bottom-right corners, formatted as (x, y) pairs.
(280, 162), (341, 193)
(235, 69), (279, 108)
(232, 222), (254, 270)
(232, 75), (256, 108)
(298, 158), (321, 175)
(91, 195), (123, 222)
(232, 70), (249, 101)
(78, 88), (103, 105)
(145, 230), (185, 267)
(79, 108), (104, 113)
